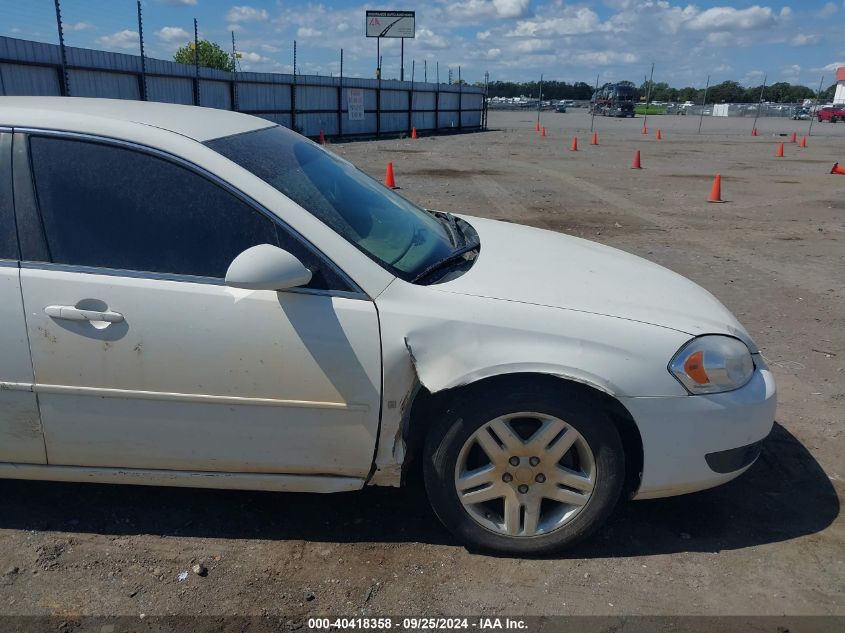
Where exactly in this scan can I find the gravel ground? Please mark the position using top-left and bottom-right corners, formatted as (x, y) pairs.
(1, 110), (843, 620)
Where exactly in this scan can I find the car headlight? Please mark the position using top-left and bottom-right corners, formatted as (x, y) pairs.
(669, 335), (754, 394)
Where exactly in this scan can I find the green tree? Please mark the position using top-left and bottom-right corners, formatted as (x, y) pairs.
(708, 80), (744, 103)
(174, 39), (234, 72)
(818, 83), (837, 101)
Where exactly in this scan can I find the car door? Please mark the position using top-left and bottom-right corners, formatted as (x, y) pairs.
(14, 132), (381, 477)
(0, 130), (47, 465)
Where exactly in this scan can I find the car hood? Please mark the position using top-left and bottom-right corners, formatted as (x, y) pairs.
(435, 216), (756, 350)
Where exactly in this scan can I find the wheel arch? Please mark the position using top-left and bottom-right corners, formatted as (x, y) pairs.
(401, 372), (644, 500)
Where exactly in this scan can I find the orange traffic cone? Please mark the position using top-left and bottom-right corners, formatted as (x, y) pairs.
(752, 127), (758, 136)
(631, 150), (642, 169)
(570, 136), (578, 151)
(776, 143), (784, 157)
(655, 129), (662, 140)
(411, 127), (418, 139)
(641, 124), (648, 135)
(541, 127), (547, 137)
(832, 162), (845, 175)
(707, 174), (725, 203)
(591, 131), (598, 145)
(319, 130), (326, 145)
(800, 135), (807, 148)
(384, 162), (398, 188)
(535, 120), (540, 132)
(790, 131), (797, 143)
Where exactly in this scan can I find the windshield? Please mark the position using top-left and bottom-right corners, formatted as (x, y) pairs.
(206, 126), (456, 280)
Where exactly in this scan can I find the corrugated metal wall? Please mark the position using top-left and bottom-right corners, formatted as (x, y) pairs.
(0, 36), (485, 138)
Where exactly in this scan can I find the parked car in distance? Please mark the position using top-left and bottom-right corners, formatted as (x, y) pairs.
(817, 105), (845, 122)
(791, 106), (811, 120)
(0, 98), (776, 555)
(555, 103), (567, 113)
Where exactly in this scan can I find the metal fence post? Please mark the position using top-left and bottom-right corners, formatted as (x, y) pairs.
(193, 18), (200, 106)
(53, 0), (70, 96)
(435, 62), (440, 129)
(458, 66), (462, 130)
(376, 54), (381, 138)
(291, 40), (297, 132)
(337, 48), (343, 138)
(231, 31), (238, 111)
(136, 1), (147, 101)
(408, 59), (414, 133)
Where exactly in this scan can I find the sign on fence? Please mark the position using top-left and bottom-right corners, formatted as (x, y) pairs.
(366, 11), (415, 38)
(348, 88), (365, 121)
(712, 104), (729, 117)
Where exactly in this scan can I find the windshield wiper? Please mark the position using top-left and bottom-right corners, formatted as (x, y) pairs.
(430, 210), (465, 248)
(412, 239), (480, 283)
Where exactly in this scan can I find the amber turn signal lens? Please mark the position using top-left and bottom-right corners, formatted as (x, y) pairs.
(683, 350), (710, 384)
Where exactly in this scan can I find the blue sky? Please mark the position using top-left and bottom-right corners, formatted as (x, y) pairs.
(2, 1), (843, 87)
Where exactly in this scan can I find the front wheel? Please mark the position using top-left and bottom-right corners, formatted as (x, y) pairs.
(423, 383), (625, 555)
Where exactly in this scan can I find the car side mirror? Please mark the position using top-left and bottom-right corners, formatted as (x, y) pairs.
(225, 244), (312, 291)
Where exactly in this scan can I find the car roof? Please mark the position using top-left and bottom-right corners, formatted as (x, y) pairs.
(0, 97), (274, 142)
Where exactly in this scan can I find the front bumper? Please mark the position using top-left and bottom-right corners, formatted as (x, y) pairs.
(619, 361), (776, 500)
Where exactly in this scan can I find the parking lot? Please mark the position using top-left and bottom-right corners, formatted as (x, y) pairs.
(0, 110), (843, 619)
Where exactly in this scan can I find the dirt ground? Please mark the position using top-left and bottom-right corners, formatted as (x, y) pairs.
(1, 110), (843, 620)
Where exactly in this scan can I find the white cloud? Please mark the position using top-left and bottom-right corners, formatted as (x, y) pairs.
(573, 50), (639, 66)
(226, 6), (269, 24)
(814, 61), (845, 72)
(155, 26), (190, 43)
(704, 32), (733, 47)
(159, 0), (197, 5)
(259, 43), (281, 53)
(817, 2), (838, 17)
(476, 30), (491, 40)
(446, 0), (531, 22)
(96, 30), (139, 49)
(791, 33), (822, 47)
(65, 22), (93, 32)
(240, 51), (269, 62)
(296, 27), (322, 39)
(685, 6), (777, 31)
(417, 27), (449, 50)
(510, 7), (602, 37)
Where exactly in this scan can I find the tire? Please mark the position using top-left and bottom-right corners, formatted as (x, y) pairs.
(423, 381), (625, 555)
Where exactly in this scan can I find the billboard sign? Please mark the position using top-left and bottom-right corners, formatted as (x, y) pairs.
(366, 10), (415, 38)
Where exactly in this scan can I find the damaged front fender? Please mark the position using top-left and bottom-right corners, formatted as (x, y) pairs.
(367, 281), (691, 487)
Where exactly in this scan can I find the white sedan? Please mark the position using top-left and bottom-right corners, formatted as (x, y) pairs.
(0, 98), (775, 554)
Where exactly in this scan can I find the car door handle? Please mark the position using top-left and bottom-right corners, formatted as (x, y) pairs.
(45, 305), (125, 323)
